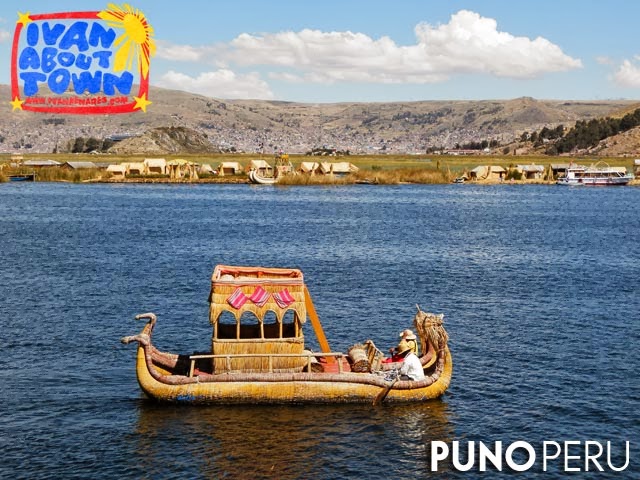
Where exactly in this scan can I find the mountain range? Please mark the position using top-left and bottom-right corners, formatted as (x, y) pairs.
(2, 84), (638, 155)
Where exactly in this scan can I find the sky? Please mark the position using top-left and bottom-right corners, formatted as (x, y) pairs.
(2, 0), (640, 103)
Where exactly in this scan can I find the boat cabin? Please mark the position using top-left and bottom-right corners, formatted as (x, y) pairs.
(209, 265), (308, 373)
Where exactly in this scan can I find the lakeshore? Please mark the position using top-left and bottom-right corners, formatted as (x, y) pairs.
(2, 153), (639, 186)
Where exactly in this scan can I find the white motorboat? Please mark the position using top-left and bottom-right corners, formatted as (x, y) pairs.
(556, 162), (633, 186)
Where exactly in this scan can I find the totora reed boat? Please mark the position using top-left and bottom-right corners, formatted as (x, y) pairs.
(248, 154), (296, 184)
(121, 264), (452, 404)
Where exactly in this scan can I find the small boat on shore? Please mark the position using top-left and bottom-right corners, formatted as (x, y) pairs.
(8, 173), (36, 182)
(248, 154), (296, 184)
(121, 264), (452, 404)
(556, 161), (633, 186)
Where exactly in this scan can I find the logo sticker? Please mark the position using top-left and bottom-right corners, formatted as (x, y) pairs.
(10, 3), (155, 114)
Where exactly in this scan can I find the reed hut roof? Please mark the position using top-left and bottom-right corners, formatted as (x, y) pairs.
(106, 164), (126, 173)
(23, 159), (61, 167)
(300, 161), (321, 173)
(143, 158), (166, 168)
(331, 162), (359, 173)
(250, 159), (271, 169)
(471, 165), (506, 176)
(167, 158), (199, 166)
(63, 161), (97, 169)
(124, 162), (145, 171)
(516, 164), (544, 173)
(219, 161), (243, 170)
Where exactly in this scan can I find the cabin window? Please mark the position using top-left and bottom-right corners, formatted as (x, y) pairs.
(281, 310), (298, 338)
(214, 309), (301, 340)
(239, 312), (261, 339)
(215, 311), (238, 339)
(262, 311), (280, 339)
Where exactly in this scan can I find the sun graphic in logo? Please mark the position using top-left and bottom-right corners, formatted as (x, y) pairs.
(98, 3), (156, 80)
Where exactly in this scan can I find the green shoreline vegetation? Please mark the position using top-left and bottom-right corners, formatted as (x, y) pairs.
(0, 152), (638, 185)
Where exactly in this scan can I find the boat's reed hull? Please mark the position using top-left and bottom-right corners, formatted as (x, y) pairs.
(133, 345), (452, 404)
(248, 170), (278, 184)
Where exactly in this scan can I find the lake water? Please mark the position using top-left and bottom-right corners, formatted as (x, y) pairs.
(0, 182), (638, 479)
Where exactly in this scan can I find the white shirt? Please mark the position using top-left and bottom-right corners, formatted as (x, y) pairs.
(399, 352), (426, 381)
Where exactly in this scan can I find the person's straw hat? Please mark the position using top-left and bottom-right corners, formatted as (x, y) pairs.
(399, 329), (417, 340)
(396, 340), (412, 355)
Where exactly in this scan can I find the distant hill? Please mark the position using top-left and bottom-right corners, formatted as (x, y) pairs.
(594, 126), (640, 156)
(107, 126), (216, 155)
(0, 84), (636, 155)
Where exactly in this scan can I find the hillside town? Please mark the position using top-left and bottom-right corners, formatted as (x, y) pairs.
(0, 115), (521, 156)
(1, 85), (638, 157)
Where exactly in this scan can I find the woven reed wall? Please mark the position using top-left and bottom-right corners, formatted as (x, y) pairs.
(212, 338), (305, 373)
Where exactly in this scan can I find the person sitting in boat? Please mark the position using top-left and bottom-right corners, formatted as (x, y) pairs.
(383, 329), (418, 363)
(399, 329), (418, 355)
(397, 340), (425, 381)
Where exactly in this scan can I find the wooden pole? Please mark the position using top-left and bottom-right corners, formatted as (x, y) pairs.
(304, 287), (332, 356)
(373, 377), (398, 406)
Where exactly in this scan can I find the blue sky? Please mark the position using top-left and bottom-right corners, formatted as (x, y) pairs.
(2, 0), (640, 102)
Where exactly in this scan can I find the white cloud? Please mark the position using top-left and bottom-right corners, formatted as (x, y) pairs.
(154, 9), (582, 96)
(612, 59), (640, 88)
(0, 29), (10, 43)
(154, 69), (275, 99)
(212, 9), (581, 83)
(156, 40), (206, 62)
(412, 10), (582, 78)
(156, 40), (216, 63)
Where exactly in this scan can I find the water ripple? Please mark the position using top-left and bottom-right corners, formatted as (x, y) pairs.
(1, 183), (639, 478)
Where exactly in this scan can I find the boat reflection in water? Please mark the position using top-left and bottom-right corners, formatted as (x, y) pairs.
(134, 401), (454, 478)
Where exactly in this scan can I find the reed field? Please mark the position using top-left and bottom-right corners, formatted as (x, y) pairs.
(0, 165), (104, 183)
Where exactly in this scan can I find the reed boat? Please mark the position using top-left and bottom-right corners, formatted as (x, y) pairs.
(121, 265), (452, 404)
(248, 169), (278, 185)
(248, 154), (295, 184)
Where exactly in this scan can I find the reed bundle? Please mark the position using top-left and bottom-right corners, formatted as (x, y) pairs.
(413, 305), (449, 355)
(347, 344), (371, 372)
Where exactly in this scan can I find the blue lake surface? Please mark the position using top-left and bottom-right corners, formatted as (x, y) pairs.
(0, 182), (638, 478)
